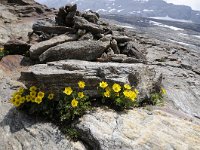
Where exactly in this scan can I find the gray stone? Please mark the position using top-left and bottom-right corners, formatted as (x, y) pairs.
(74, 16), (104, 34)
(29, 34), (77, 59)
(113, 35), (132, 43)
(39, 41), (110, 62)
(79, 32), (93, 41)
(75, 108), (200, 150)
(110, 39), (120, 54)
(20, 60), (162, 100)
(82, 11), (99, 23)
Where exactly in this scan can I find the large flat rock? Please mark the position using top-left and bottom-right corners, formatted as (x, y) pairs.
(39, 41), (110, 62)
(20, 60), (162, 99)
(75, 108), (200, 150)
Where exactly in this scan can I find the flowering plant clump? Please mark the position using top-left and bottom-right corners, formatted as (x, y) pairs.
(10, 80), (166, 139)
(98, 81), (139, 110)
(58, 81), (91, 122)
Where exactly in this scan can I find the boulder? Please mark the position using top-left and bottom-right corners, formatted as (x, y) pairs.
(82, 11), (99, 23)
(79, 32), (93, 41)
(20, 60), (162, 99)
(4, 40), (31, 55)
(113, 35), (132, 43)
(110, 39), (120, 54)
(122, 41), (146, 60)
(74, 16), (104, 34)
(39, 41), (110, 62)
(75, 108), (200, 150)
(29, 34), (77, 59)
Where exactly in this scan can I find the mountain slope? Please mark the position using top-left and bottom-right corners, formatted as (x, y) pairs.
(38, 0), (200, 24)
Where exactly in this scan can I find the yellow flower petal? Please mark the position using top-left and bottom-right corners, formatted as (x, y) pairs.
(78, 92), (85, 99)
(71, 99), (78, 108)
(99, 81), (108, 89)
(38, 91), (45, 98)
(63, 87), (73, 95)
(124, 84), (131, 90)
(112, 83), (121, 93)
(48, 93), (54, 100)
(78, 81), (85, 89)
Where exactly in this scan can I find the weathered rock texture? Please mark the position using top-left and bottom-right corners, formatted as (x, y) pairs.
(75, 108), (200, 150)
(0, 58), (86, 150)
(39, 41), (110, 62)
(20, 60), (161, 99)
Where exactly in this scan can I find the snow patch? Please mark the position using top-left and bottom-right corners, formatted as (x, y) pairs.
(150, 16), (192, 23)
(150, 21), (184, 31)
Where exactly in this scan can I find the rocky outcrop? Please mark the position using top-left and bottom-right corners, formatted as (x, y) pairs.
(39, 41), (110, 62)
(0, 69), (86, 150)
(75, 108), (200, 150)
(30, 34), (78, 59)
(20, 60), (161, 99)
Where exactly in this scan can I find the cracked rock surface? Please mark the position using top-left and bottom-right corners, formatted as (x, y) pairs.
(75, 108), (200, 150)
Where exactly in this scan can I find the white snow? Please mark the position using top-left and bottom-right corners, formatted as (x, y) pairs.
(169, 40), (190, 46)
(150, 21), (184, 31)
(108, 9), (116, 13)
(143, 9), (154, 12)
(150, 16), (192, 23)
(96, 9), (107, 12)
(117, 9), (124, 12)
(193, 35), (200, 39)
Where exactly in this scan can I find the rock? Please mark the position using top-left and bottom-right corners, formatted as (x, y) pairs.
(4, 40), (31, 55)
(74, 16), (104, 34)
(122, 41), (146, 60)
(82, 11), (99, 23)
(75, 108), (200, 150)
(20, 60), (162, 100)
(32, 24), (76, 35)
(0, 70), (86, 150)
(110, 39), (120, 54)
(79, 32), (93, 41)
(29, 34), (78, 59)
(113, 35), (132, 43)
(7, 0), (30, 5)
(39, 41), (110, 62)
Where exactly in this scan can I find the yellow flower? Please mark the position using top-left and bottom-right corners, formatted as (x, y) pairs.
(112, 83), (121, 93)
(78, 81), (85, 89)
(134, 89), (139, 94)
(48, 93), (54, 100)
(63, 87), (73, 95)
(31, 96), (36, 102)
(35, 97), (42, 104)
(71, 99), (78, 108)
(78, 92), (84, 98)
(30, 91), (37, 97)
(104, 91), (110, 98)
(13, 100), (21, 107)
(38, 91), (45, 98)
(15, 95), (21, 101)
(161, 88), (167, 95)
(124, 84), (131, 90)
(99, 81), (108, 89)
(129, 91), (137, 101)
(26, 95), (31, 102)
(0, 48), (4, 51)
(30, 86), (37, 91)
(105, 87), (111, 92)
(123, 90), (130, 98)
